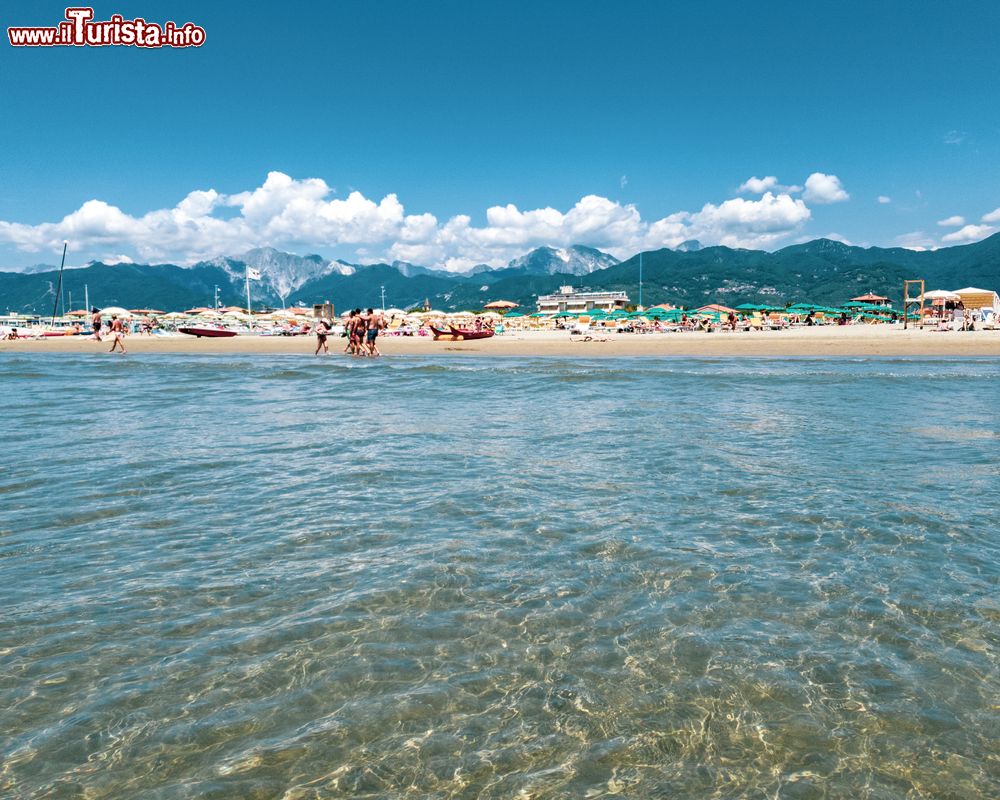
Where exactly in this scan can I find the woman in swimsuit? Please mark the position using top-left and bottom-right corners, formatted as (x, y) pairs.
(315, 318), (330, 355)
(108, 316), (127, 354)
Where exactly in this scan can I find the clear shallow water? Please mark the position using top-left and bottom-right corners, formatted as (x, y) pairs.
(1, 354), (999, 799)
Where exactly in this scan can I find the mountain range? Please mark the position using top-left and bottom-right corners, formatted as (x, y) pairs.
(2, 235), (999, 315)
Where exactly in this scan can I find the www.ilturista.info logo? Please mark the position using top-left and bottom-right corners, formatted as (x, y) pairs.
(8, 7), (205, 48)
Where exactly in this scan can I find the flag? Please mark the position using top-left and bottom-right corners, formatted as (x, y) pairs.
(247, 268), (261, 280)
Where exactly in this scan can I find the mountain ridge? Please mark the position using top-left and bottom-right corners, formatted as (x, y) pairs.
(2, 234), (998, 314)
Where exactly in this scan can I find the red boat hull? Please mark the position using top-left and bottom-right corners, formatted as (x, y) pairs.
(429, 324), (494, 340)
(179, 327), (238, 338)
(448, 325), (495, 340)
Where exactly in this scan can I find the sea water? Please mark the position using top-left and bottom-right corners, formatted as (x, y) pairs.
(1, 355), (998, 798)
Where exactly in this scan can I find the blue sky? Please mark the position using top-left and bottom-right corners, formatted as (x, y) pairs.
(2, 0), (999, 269)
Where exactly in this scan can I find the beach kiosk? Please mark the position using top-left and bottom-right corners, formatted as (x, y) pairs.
(313, 300), (335, 320)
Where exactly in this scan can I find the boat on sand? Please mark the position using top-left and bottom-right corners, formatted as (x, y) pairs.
(429, 324), (495, 340)
(179, 326), (239, 338)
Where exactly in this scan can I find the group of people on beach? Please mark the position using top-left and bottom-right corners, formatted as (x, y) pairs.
(314, 307), (386, 356)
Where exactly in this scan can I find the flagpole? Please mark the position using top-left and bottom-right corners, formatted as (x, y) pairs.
(245, 267), (253, 330)
(638, 251), (643, 310)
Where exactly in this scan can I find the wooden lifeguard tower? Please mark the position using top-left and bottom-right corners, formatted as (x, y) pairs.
(902, 279), (925, 330)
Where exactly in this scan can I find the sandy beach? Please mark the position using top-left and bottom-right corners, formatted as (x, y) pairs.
(4, 327), (1000, 357)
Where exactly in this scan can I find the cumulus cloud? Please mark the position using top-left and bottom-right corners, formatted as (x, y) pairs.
(738, 176), (778, 194)
(0, 171), (826, 271)
(802, 173), (849, 204)
(877, 196), (891, 204)
(670, 192), (811, 250)
(982, 207), (1000, 223)
(940, 224), (995, 244)
(737, 176), (802, 195)
(937, 215), (965, 227)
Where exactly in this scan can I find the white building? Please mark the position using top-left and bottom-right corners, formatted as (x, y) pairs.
(536, 286), (629, 314)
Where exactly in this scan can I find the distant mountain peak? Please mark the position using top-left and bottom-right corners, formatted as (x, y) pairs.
(507, 244), (619, 276)
(209, 247), (344, 299)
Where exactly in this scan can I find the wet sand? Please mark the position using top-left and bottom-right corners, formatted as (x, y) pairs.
(4, 327), (1000, 356)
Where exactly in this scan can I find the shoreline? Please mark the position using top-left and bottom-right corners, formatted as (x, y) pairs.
(4, 328), (1000, 357)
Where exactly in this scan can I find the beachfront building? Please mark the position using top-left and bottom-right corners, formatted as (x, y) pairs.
(850, 292), (890, 306)
(536, 286), (629, 314)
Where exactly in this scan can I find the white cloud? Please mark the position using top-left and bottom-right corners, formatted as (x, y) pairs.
(738, 176), (778, 194)
(0, 171), (824, 270)
(101, 254), (135, 265)
(802, 173), (849, 204)
(822, 232), (853, 245)
(943, 130), (965, 145)
(737, 176), (802, 195)
(937, 215), (965, 227)
(982, 207), (1000, 223)
(620, 175), (628, 189)
(940, 224), (995, 244)
(877, 195), (891, 204)
(893, 231), (936, 251)
(672, 192), (811, 249)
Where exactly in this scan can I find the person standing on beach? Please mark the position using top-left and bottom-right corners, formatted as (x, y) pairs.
(350, 308), (367, 356)
(315, 317), (331, 355)
(365, 308), (384, 356)
(91, 308), (102, 341)
(108, 315), (126, 354)
(343, 310), (356, 355)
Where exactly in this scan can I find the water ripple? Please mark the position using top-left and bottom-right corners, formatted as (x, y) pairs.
(1, 354), (998, 798)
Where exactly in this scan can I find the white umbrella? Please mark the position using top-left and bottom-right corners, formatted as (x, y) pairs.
(100, 306), (133, 318)
(923, 290), (960, 301)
